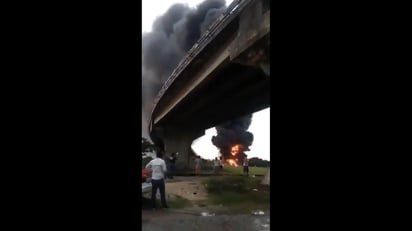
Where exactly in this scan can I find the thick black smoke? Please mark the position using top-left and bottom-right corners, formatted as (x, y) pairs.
(212, 114), (254, 164)
(142, 0), (227, 139)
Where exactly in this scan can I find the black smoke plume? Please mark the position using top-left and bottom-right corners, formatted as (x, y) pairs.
(212, 114), (254, 164)
(142, 0), (227, 139)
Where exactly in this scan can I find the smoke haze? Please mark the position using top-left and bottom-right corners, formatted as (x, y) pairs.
(142, 0), (254, 158)
(142, 0), (227, 138)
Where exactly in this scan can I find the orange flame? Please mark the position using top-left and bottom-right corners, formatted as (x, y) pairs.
(231, 144), (242, 156)
(227, 159), (238, 167)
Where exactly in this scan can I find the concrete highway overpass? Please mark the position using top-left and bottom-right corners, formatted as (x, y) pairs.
(149, 0), (270, 170)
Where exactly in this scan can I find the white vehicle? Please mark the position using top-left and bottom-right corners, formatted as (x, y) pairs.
(142, 182), (152, 196)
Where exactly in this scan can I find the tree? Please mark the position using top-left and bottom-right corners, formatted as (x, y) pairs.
(248, 157), (270, 167)
(141, 137), (155, 156)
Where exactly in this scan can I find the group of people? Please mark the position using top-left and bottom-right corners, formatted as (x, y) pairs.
(212, 155), (249, 176)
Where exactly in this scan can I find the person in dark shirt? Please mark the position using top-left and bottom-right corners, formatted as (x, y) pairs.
(243, 155), (249, 177)
(168, 152), (177, 179)
(213, 157), (220, 175)
(219, 156), (224, 170)
(195, 155), (202, 175)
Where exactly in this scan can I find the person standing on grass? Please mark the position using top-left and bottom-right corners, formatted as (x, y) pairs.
(243, 155), (249, 177)
(213, 157), (220, 175)
(219, 156), (224, 170)
(164, 152), (171, 179)
(195, 155), (202, 175)
(168, 152), (177, 179)
(145, 151), (168, 210)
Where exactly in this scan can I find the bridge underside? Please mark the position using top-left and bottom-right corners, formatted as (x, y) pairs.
(156, 62), (269, 132)
(149, 0), (270, 171)
(151, 56), (270, 170)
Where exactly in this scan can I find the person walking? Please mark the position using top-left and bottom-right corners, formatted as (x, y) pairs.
(164, 153), (171, 179)
(213, 157), (220, 175)
(145, 151), (169, 209)
(194, 155), (202, 175)
(219, 156), (224, 170)
(243, 155), (249, 177)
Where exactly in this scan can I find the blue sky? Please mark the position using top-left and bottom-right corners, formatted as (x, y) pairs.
(142, 0), (270, 161)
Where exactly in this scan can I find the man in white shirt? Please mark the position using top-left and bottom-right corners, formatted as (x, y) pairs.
(145, 151), (168, 209)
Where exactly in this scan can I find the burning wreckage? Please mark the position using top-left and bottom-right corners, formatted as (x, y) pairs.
(212, 114), (254, 167)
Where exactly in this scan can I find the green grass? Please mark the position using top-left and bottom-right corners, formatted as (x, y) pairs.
(142, 157), (152, 168)
(202, 176), (270, 212)
(168, 195), (192, 209)
(223, 166), (268, 175)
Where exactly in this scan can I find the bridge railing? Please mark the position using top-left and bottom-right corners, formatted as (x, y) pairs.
(151, 0), (254, 113)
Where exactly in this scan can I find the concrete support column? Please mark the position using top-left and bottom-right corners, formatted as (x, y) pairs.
(152, 126), (204, 171)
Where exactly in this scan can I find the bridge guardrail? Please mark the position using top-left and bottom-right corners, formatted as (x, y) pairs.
(150, 0), (255, 117)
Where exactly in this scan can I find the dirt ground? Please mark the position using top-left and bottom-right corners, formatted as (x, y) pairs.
(142, 176), (270, 231)
(142, 176), (208, 202)
(142, 211), (270, 231)
(164, 177), (208, 201)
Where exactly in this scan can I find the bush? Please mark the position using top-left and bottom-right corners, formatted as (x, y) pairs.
(203, 176), (270, 208)
(248, 157), (270, 167)
(205, 176), (256, 194)
(142, 156), (152, 168)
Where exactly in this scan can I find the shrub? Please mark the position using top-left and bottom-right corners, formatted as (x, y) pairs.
(205, 176), (256, 194)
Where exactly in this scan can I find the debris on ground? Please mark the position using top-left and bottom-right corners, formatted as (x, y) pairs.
(200, 212), (215, 216)
(251, 210), (265, 215)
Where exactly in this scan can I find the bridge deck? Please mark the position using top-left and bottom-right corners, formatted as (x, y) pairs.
(152, 0), (254, 111)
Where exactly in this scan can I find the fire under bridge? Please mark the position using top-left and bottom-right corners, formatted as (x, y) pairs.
(149, 0), (270, 171)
